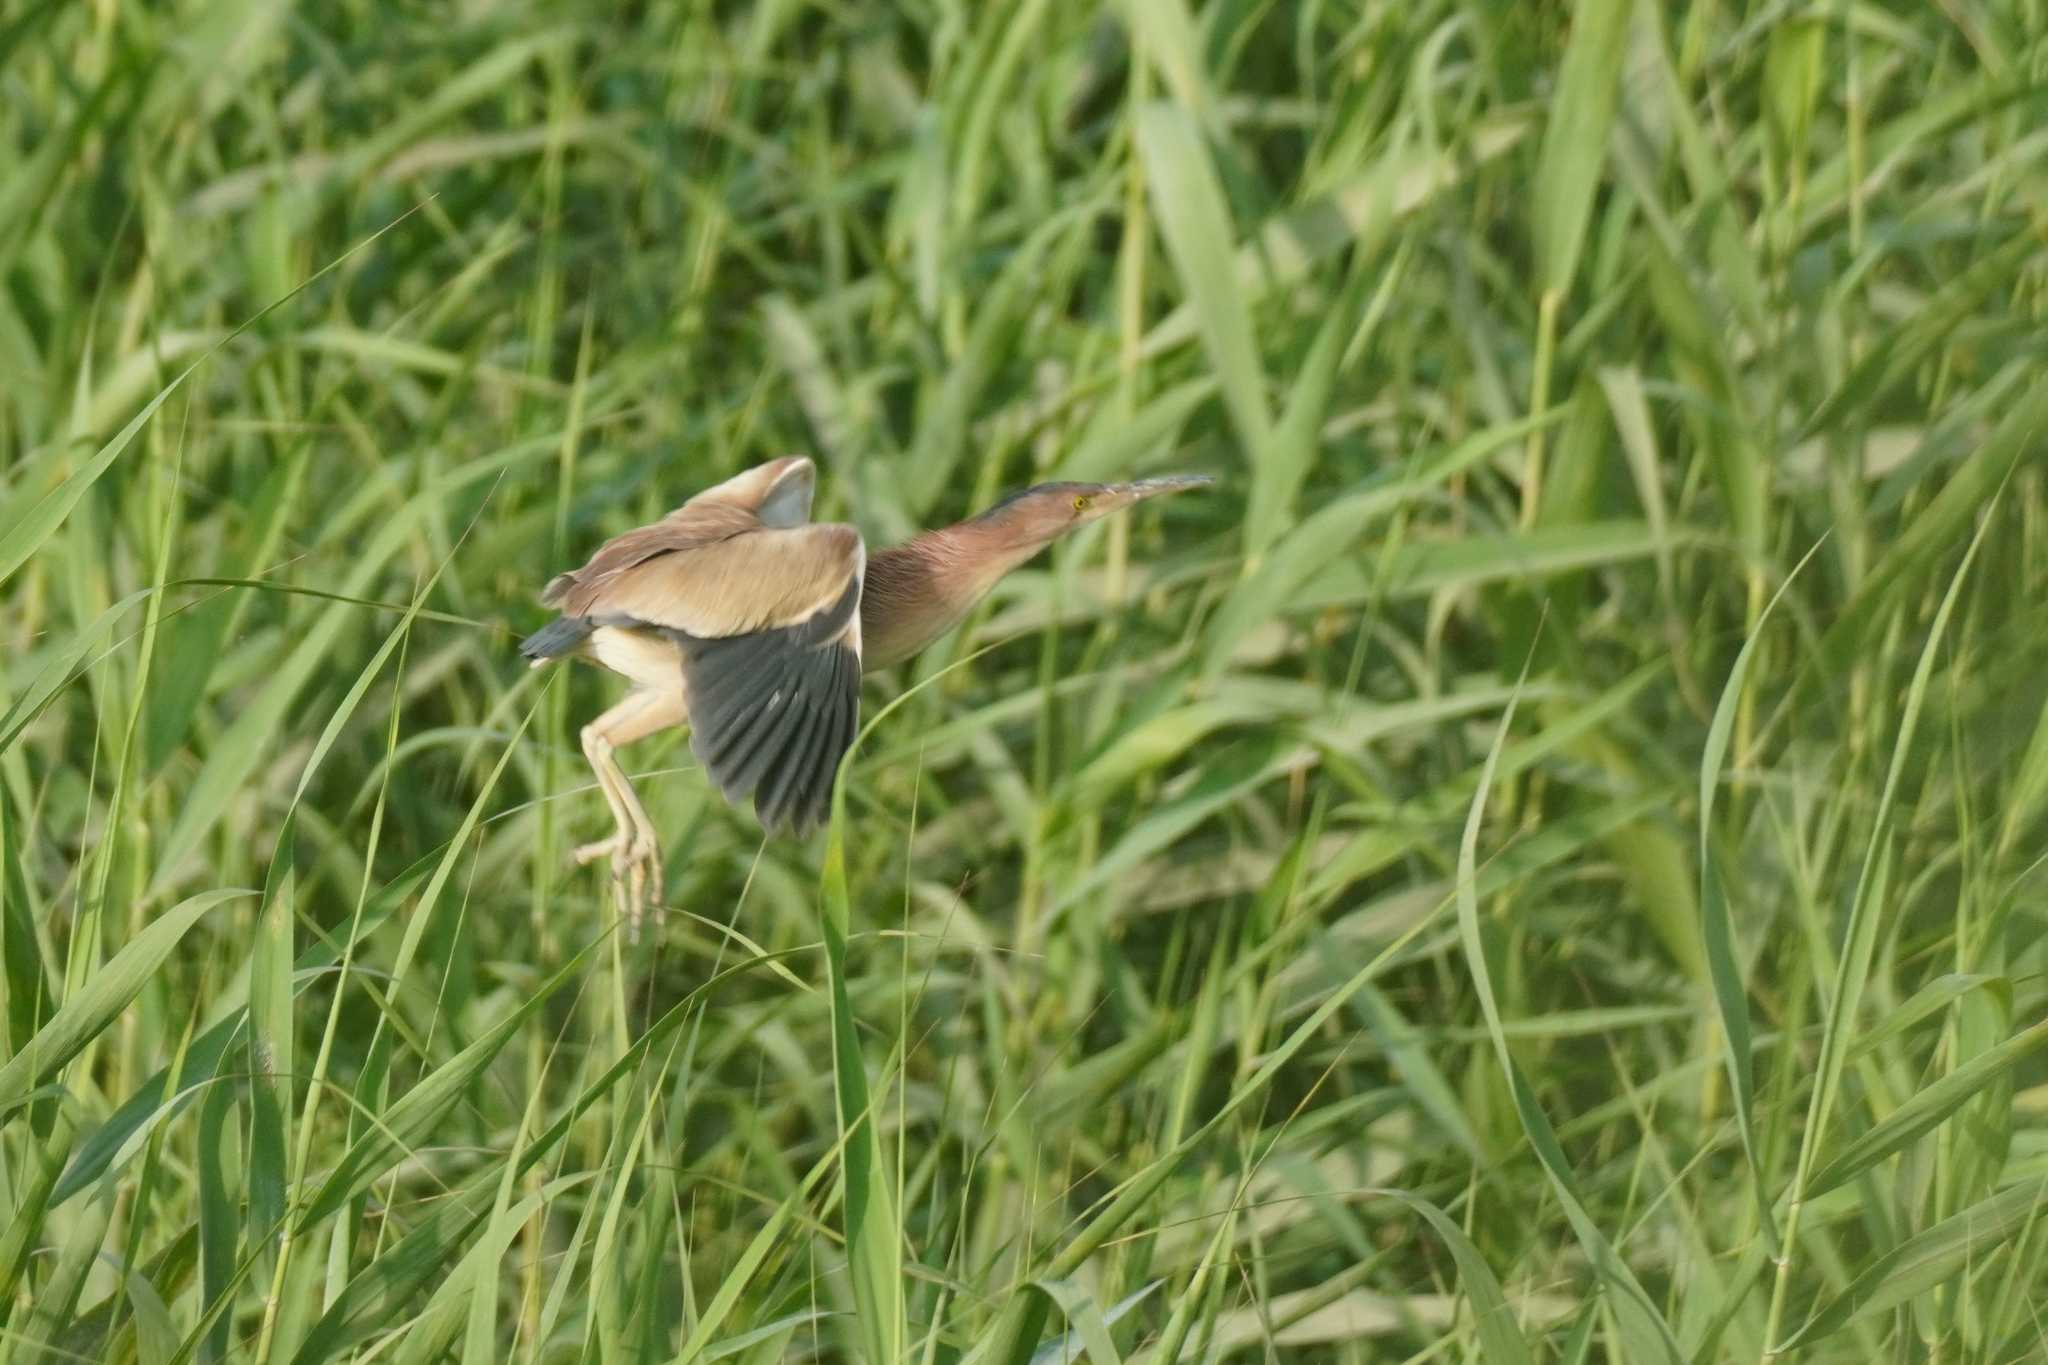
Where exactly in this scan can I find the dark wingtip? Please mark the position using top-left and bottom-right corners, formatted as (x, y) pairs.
(674, 624), (862, 839)
(770, 648), (857, 837)
(519, 617), (594, 660)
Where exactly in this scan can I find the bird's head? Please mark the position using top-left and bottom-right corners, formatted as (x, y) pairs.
(975, 474), (1214, 551)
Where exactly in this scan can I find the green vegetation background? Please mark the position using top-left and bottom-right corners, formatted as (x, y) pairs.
(4, 0), (2047, 1360)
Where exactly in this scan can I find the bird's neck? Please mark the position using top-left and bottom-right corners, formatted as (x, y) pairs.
(861, 519), (1049, 669)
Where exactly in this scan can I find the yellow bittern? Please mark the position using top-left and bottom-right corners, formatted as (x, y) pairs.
(520, 455), (1210, 933)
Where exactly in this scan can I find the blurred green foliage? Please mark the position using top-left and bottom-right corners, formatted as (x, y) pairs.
(4, 0), (2048, 1360)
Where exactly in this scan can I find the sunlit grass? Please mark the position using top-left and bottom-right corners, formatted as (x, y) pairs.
(4, 2), (2048, 1362)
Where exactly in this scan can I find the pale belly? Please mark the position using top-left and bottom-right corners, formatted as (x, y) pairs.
(585, 625), (687, 696)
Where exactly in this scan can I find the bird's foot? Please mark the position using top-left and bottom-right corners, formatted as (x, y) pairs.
(572, 833), (627, 866)
(575, 830), (662, 942)
(617, 834), (663, 942)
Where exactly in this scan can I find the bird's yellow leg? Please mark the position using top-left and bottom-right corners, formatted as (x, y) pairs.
(575, 687), (687, 940)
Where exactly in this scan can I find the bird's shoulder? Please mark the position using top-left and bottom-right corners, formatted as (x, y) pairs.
(540, 502), (760, 611)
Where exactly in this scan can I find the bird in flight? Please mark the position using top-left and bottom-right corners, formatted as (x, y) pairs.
(521, 455), (1210, 936)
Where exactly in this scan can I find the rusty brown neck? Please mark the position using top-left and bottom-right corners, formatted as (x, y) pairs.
(860, 516), (1053, 669)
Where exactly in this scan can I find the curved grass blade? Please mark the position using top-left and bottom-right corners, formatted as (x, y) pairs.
(286, 1178), (501, 1365)
(1198, 412), (1561, 679)
(1778, 1180), (2048, 1350)
(1798, 492), (2002, 1171)
(1807, 1015), (2048, 1200)
(1029, 1278), (1125, 1365)
(1846, 973), (2011, 1063)
(812, 653), (983, 1364)
(1136, 102), (1271, 464)
(52, 1011), (242, 1205)
(1533, 0), (1631, 299)
(1697, 535), (1827, 1255)
(670, 1148), (841, 1364)
(1764, 478), (2009, 1351)
(0, 890), (246, 1118)
(0, 588), (154, 754)
(0, 206), (425, 594)
(53, 857), (431, 1206)
(1455, 644), (1683, 1365)
(384, 1180), (586, 1365)
(294, 935), (599, 1229)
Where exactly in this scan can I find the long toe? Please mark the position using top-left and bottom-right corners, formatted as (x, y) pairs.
(574, 833), (624, 866)
(607, 845), (640, 941)
(619, 849), (649, 943)
(636, 838), (664, 918)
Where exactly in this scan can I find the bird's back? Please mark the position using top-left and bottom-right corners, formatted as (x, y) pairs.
(540, 501), (761, 615)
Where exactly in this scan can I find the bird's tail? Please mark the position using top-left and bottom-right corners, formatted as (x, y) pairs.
(519, 616), (594, 665)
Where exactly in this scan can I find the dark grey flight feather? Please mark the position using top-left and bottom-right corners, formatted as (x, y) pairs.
(668, 577), (863, 835)
(757, 687), (828, 827)
(759, 646), (857, 831)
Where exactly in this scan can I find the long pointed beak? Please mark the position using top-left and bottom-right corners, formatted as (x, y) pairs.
(1102, 473), (1215, 508)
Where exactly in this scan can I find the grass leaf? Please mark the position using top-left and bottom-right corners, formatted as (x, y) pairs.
(1532, 0), (1631, 298)
(0, 891), (246, 1118)
(1780, 1180), (2048, 1349)
(1808, 1015), (2048, 1199)
(1137, 102), (1272, 461)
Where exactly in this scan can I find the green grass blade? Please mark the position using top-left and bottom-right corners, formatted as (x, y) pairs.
(1197, 412), (1561, 679)
(903, 232), (1052, 515)
(1846, 973), (2011, 1064)
(1455, 648), (1683, 1365)
(295, 936), (598, 1229)
(822, 756), (906, 1364)
(147, 512), (430, 894)
(195, 1079), (238, 1363)
(1137, 102), (1272, 464)
(1779, 1180), (2048, 1350)
(127, 1265), (179, 1365)
(50, 1011), (239, 1205)
(1697, 535), (1826, 1254)
(0, 767), (56, 1059)
(288, 1179), (503, 1365)
(6, 7), (2044, 1359)
(0, 1113), (74, 1311)
(1365, 1189), (1532, 1365)
(0, 399), (190, 594)
(0, 587), (153, 753)
(1807, 1015), (2048, 1199)
(1243, 251), (1383, 565)
(1122, 0), (1211, 125)
(0, 890), (246, 1117)
(1532, 0), (1630, 299)
(1809, 379), (2048, 690)
(670, 1150), (838, 1364)
(246, 837), (294, 1257)
(1800, 231), (2037, 440)
(51, 856), (430, 1206)
(386, 1185), (565, 1365)
(0, 203), (418, 593)
(1030, 1278), (1124, 1365)
(1800, 494), (2001, 1166)
(983, 845), (1484, 1360)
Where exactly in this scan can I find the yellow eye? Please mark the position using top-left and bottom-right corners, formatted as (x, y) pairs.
(1072, 495), (1090, 511)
